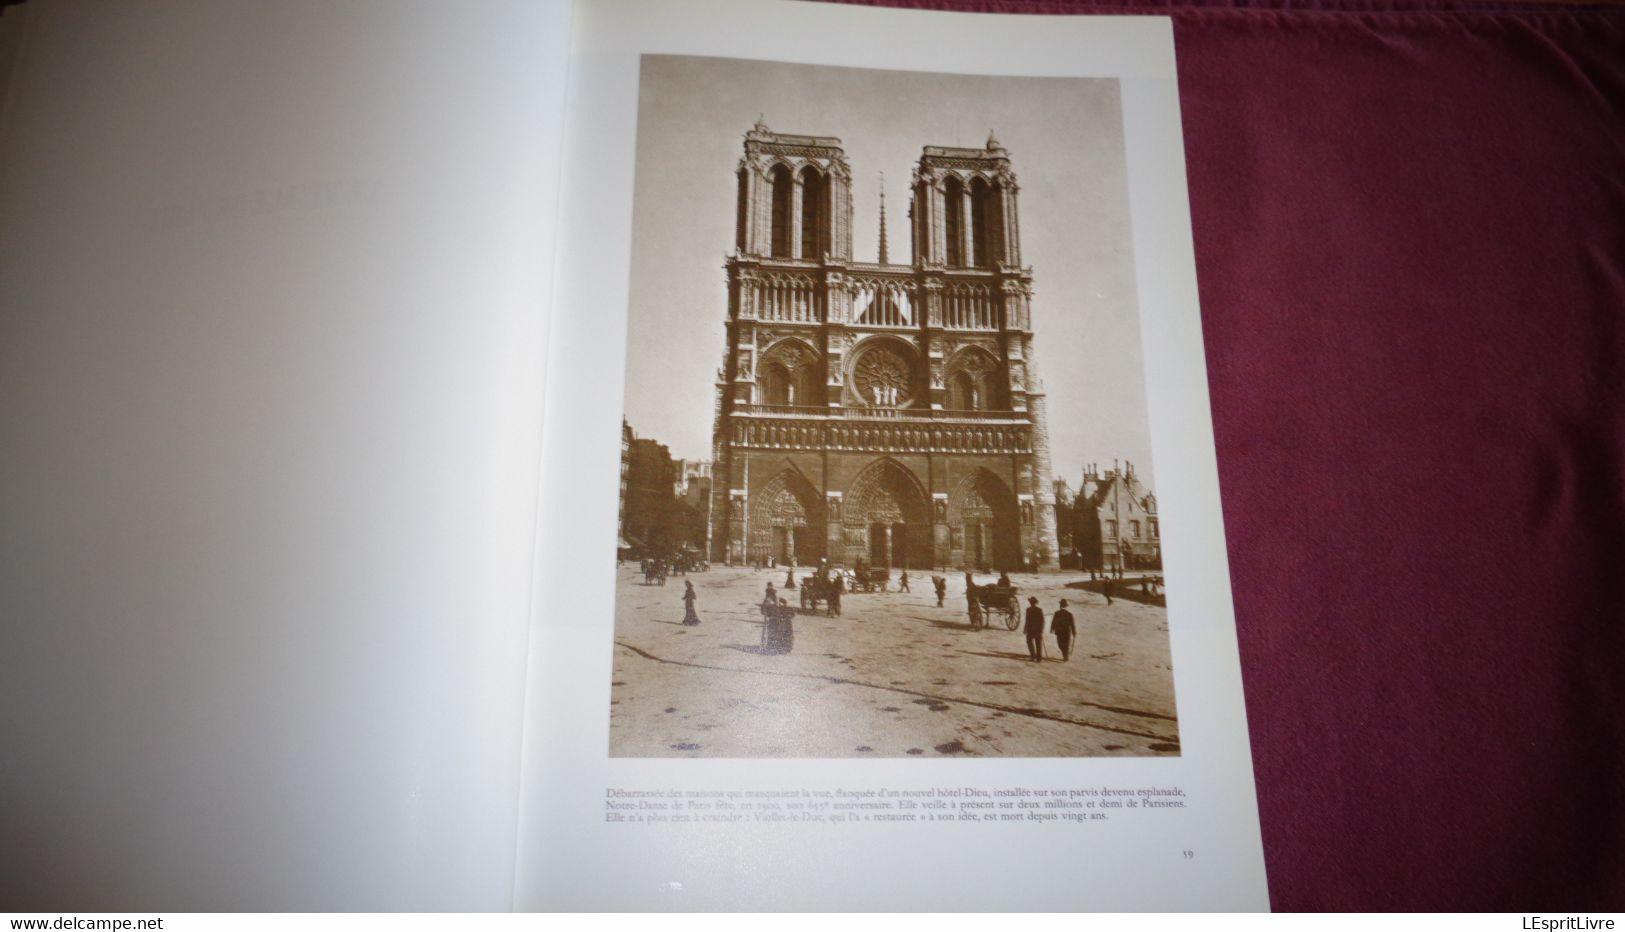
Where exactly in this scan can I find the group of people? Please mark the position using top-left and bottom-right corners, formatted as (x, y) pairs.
(758, 581), (795, 652)
(665, 564), (1100, 666)
(640, 558), (668, 586)
(633, 552), (706, 584)
(1022, 597), (1077, 662)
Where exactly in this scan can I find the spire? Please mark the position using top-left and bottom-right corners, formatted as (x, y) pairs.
(877, 173), (889, 264)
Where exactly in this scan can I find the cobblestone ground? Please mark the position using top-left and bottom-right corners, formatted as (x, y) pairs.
(608, 566), (1179, 758)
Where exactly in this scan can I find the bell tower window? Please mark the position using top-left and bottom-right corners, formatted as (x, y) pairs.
(944, 175), (964, 268)
(770, 164), (793, 258)
(799, 166), (825, 260)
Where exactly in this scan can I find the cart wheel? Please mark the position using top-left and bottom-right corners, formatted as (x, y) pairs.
(1004, 606), (1019, 631)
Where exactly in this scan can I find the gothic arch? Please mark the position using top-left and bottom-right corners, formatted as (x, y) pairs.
(769, 163), (793, 258)
(945, 345), (1004, 411)
(970, 176), (993, 268)
(798, 164), (827, 260)
(748, 466), (825, 565)
(987, 178), (1009, 264)
(944, 174), (965, 268)
(735, 167), (750, 250)
(948, 468), (1020, 572)
(758, 337), (822, 407)
(844, 457), (932, 569)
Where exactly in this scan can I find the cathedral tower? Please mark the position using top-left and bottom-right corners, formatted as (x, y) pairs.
(711, 122), (1060, 572)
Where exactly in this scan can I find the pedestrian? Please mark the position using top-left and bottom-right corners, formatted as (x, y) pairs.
(966, 587), (982, 630)
(899, 570), (910, 593)
(1051, 598), (1075, 661)
(933, 575), (946, 607)
(761, 597), (794, 653)
(1023, 596), (1045, 662)
(1102, 577), (1114, 605)
(828, 575), (842, 618)
(763, 581), (777, 609)
(785, 566), (796, 590)
(681, 581), (700, 626)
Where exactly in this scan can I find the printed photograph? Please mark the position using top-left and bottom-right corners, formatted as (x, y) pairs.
(610, 55), (1175, 758)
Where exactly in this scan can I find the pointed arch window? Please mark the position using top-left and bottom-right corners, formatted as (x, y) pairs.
(970, 177), (993, 268)
(943, 175), (964, 268)
(736, 168), (750, 251)
(799, 165), (825, 260)
(949, 371), (982, 411)
(946, 350), (1002, 411)
(762, 362), (792, 405)
(770, 164), (793, 258)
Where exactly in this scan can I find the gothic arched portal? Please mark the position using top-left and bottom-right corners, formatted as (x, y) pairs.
(747, 467), (824, 566)
(948, 468), (1020, 573)
(844, 458), (932, 569)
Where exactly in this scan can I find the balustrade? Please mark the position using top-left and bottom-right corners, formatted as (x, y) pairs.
(728, 410), (1030, 454)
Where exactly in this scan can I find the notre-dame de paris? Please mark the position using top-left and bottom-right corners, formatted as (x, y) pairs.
(710, 120), (1061, 572)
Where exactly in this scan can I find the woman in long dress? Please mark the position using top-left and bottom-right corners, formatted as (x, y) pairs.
(681, 581), (700, 626)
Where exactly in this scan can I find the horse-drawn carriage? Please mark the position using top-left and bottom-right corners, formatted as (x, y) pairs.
(798, 574), (840, 612)
(848, 561), (889, 593)
(968, 583), (1020, 630)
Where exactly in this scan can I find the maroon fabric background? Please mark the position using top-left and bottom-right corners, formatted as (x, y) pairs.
(840, 0), (1625, 911)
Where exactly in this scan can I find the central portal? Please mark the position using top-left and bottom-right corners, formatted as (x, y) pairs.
(847, 458), (931, 569)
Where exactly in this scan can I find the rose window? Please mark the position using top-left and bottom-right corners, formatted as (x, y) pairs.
(852, 343), (915, 408)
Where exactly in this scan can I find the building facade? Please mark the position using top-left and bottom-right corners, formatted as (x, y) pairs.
(1073, 461), (1160, 573)
(617, 419), (632, 548)
(709, 121), (1059, 571)
(1052, 477), (1077, 567)
(623, 430), (677, 555)
(673, 459), (714, 555)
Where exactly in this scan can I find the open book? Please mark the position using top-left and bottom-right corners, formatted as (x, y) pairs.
(0, 0), (1267, 912)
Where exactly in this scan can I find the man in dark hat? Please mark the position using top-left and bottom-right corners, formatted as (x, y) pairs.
(1023, 596), (1045, 662)
(1051, 599), (1076, 661)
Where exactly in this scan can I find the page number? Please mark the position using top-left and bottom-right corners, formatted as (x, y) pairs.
(1182, 850), (1195, 860)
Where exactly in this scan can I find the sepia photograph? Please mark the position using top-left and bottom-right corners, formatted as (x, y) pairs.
(609, 54), (1175, 758)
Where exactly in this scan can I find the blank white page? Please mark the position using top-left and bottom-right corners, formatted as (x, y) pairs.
(0, 0), (571, 910)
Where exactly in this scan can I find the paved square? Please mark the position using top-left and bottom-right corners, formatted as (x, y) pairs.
(608, 566), (1179, 758)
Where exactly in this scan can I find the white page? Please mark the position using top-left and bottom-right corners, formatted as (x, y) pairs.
(518, 0), (1266, 911)
(0, 0), (571, 910)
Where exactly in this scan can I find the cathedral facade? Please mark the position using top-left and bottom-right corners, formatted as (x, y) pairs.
(709, 121), (1059, 572)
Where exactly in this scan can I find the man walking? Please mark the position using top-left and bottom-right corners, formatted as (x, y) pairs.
(1051, 599), (1076, 661)
(933, 575), (947, 607)
(1102, 577), (1115, 605)
(1023, 596), (1045, 662)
